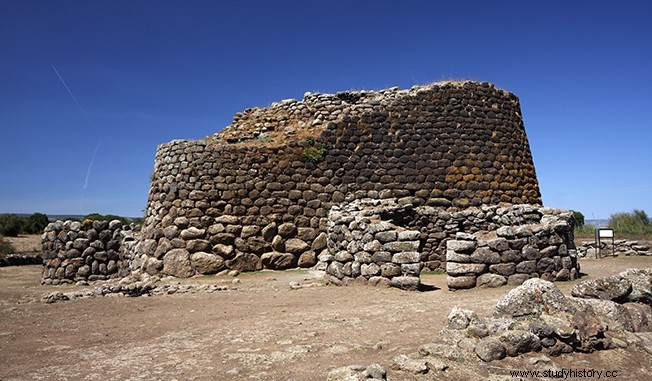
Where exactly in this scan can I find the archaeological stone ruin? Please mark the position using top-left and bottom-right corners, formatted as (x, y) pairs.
(41, 80), (581, 290)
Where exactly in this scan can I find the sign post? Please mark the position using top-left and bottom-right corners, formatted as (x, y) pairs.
(595, 228), (615, 258)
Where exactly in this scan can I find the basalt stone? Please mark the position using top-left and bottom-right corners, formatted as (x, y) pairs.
(212, 243), (235, 259)
(285, 238), (309, 254)
(383, 241), (419, 252)
(489, 263), (516, 276)
(311, 232), (328, 251)
(390, 276), (420, 291)
(447, 240), (477, 253)
(297, 251), (317, 268)
(381, 263), (402, 277)
(190, 252), (225, 274)
(261, 252), (296, 270)
(278, 222), (298, 238)
(225, 252), (262, 272)
(261, 222), (277, 242)
(446, 262), (486, 276)
(162, 248), (195, 278)
(180, 227), (205, 240)
(447, 275), (477, 290)
(477, 273), (507, 288)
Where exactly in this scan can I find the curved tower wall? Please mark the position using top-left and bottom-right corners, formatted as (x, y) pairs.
(138, 81), (541, 276)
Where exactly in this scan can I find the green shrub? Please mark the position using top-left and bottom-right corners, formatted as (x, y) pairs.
(83, 213), (130, 225)
(608, 209), (652, 235)
(0, 214), (23, 237)
(571, 211), (585, 228)
(0, 235), (15, 255)
(302, 137), (325, 163)
(23, 212), (49, 234)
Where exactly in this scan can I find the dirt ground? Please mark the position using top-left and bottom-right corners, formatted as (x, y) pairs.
(1, 241), (652, 380)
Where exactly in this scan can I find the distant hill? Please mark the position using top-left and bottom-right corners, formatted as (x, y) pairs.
(585, 219), (609, 228)
(3, 214), (138, 222)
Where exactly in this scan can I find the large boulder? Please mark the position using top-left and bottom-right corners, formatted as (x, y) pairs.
(225, 252), (262, 272)
(261, 252), (296, 270)
(162, 248), (195, 277)
(620, 268), (652, 305)
(571, 275), (632, 302)
(190, 252), (225, 274)
(495, 278), (575, 318)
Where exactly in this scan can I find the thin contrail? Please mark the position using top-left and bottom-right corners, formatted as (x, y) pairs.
(52, 65), (103, 201)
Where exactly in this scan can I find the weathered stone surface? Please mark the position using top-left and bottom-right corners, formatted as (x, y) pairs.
(390, 276), (419, 291)
(225, 253), (262, 272)
(271, 234), (285, 252)
(212, 243), (234, 259)
(495, 278), (575, 317)
(261, 252), (296, 270)
(447, 275), (476, 290)
(507, 273), (530, 286)
(162, 248), (195, 278)
(380, 263), (401, 278)
(571, 275), (632, 302)
(190, 252), (225, 274)
(474, 337), (507, 362)
(298, 251), (317, 268)
(312, 232), (328, 251)
(383, 241), (419, 252)
(278, 222), (297, 238)
(623, 302), (652, 332)
(446, 262), (486, 276)
(392, 355), (428, 374)
(447, 306), (478, 329)
(477, 273), (507, 288)
(261, 222), (277, 242)
(489, 263), (516, 276)
(499, 330), (542, 356)
(180, 227), (205, 240)
(392, 251), (420, 264)
(446, 240), (477, 253)
(571, 297), (634, 332)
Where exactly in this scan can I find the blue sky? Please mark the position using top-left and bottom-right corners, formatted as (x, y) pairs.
(1, 1), (650, 219)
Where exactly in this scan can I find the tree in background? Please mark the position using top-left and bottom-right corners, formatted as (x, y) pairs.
(571, 211), (585, 228)
(608, 209), (652, 235)
(0, 214), (23, 237)
(23, 213), (50, 234)
(83, 213), (130, 225)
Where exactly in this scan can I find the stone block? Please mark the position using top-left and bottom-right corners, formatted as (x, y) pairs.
(446, 262), (487, 276)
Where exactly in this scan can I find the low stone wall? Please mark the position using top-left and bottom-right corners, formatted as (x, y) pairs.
(578, 240), (651, 258)
(322, 200), (577, 290)
(0, 254), (42, 266)
(324, 199), (422, 290)
(446, 209), (578, 290)
(41, 220), (133, 284)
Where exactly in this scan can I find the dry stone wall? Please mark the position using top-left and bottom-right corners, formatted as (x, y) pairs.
(324, 199), (423, 290)
(445, 207), (579, 290)
(138, 81), (542, 276)
(41, 220), (133, 284)
(322, 200), (578, 290)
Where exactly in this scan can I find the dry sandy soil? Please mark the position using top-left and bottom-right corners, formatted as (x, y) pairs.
(1, 240), (652, 380)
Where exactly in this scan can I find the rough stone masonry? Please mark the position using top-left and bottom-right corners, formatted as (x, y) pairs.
(42, 80), (580, 290)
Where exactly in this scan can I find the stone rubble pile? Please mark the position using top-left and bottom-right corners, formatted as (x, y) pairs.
(578, 240), (651, 258)
(446, 207), (579, 290)
(41, 272), (232, 304)
(410, 269), (652, 366)
(40, 220), (133, 284)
